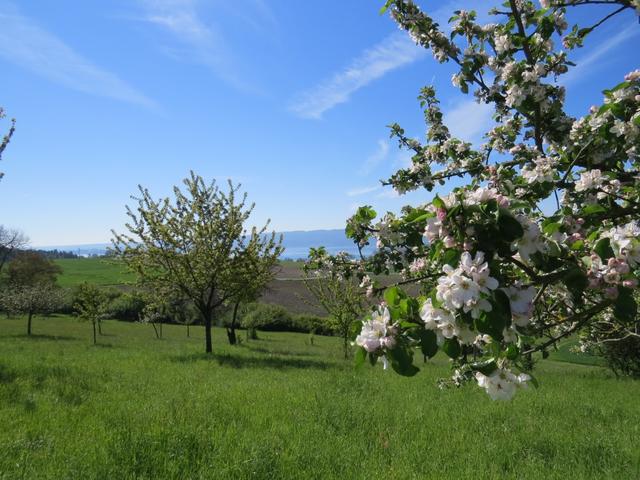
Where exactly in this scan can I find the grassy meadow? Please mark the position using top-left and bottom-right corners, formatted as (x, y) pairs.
(53, 258), (135, 288)
(1, 314), (639, 479)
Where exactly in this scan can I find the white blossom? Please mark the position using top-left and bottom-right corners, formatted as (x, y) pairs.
(475, 368), (529, 400)
(494, 34), (512, 54)
(574, 169), (604, 192)
(355, 307), (393, 353)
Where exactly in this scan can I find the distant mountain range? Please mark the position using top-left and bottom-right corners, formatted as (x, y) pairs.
(35, 229), (375, 260)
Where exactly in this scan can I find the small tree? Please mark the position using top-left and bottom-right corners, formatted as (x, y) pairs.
(111, 172), (282, 354)
(6, 251), (62, 287)
(0, 227), (28, 275)
(1, 285), (63, 336)
(73, 283), (107, 345)
(303, 248), (367, 359)
(224, 233), (283, 345)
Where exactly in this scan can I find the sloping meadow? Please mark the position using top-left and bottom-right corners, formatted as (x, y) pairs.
(0, 315), (638, 479)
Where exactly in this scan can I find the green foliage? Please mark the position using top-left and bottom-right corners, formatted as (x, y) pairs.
(6, 251), (62, 287)
(105, 292), (147, 322)
(241, 303), (293, 331)
(111, 172), (282, 353)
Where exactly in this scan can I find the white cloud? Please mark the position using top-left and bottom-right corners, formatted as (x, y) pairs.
(138, 0), (269, 92)
(376, 188), (399, 199)
(289, 32), (426, 119)
(347, 185), (380, 197)
(360, 139), (390, 175)
(444, 100), (493, 143)
(563, 23), (639, 86)
(0, 3), (156, 109)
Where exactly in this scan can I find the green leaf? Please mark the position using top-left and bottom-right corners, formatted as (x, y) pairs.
(476, 289), (512, 340)
(442, 338), (461, 359)
(419, 329), (438, 359)
(442, 249), (461, 267)
(563, 268), (588, 299)
(542, 221), (561, 235)
(505, 344), (519, 360)
(594, 237), (614, 261)
(384, 286), (405, 307)
(497, 208), (524, 242)
(581, 204), (606, 216)
(570, 240), (584, 251)
(379, 0), (393, 14)
(470, 359), (497, 376)
(355, 347), (367, 367)
(432, 195), (445, 210)
(388, 347), (419, 377)
(614, 287), (637, 322)
(369, 353), (379, 367)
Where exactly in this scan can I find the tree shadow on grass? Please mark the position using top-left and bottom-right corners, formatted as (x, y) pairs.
(170, 352), (332, 370)
(6, 334), (77, 341)
(242, 345), (318, 358)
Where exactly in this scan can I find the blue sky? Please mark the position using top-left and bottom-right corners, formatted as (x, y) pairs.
(0, 0), (636, 246)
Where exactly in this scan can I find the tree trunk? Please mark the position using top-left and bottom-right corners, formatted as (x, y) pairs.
(186, 324), (190, 337)
(98, 320), (103, 335)
(205, 314), (213, 354)
(27, 311), (33, 336)
(92, 320), (97, 345)
(151, 322), (160, 339)
(226, 301), (240, 345)
(343, 334), (349, 360)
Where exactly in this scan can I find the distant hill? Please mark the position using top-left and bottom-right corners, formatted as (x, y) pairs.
(36, 229), (375, 260)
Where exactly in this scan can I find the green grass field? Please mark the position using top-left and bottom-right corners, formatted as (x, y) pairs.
(1, 314), (638, 479)
(53, 258), (135, 288)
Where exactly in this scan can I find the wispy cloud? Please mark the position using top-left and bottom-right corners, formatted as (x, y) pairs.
(563, 23), (639, 86)
(444, 100), (493, 143)
(376, 188), (399, 199)
(138, 0), (269, 92)
(347, 185), (380, 197)
(289, 32), (426, 119)
(288, 0), (489, 120)
(0, 3), (156, 109)
(360, 139), (390, 175)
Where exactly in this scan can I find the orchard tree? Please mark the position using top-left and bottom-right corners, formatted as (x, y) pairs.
(0, 227), (28, 275)
(325, 0), (640, 398)
(1, 285), (64, 336)
(6, 251), (62, 287)
(303, 248), (367, 359)
(73, 283), (107, 345)
(111, 172), (282, 354)
(225, 232), (283, 345)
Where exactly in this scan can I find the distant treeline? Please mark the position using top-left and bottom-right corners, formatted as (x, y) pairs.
(25, 249), (80, 259)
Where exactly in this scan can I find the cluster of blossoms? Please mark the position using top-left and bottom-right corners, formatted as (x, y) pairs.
(436, 252), (498, 320)
(521, 156), (557, 184)
(358, 275), (375, 298)
(475, 367), (531, 401)
(607, 222), (640, 267)
(354, 307), (397, 369)
(588, 256), (636, 298)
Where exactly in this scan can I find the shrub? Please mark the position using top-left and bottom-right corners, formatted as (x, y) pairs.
(106, 292), (146, 322)
(242, 303), (294, 332)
